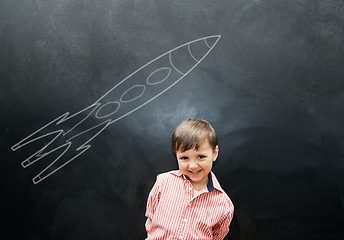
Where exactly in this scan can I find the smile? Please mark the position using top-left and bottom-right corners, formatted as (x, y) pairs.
(189, 170), (202, 174)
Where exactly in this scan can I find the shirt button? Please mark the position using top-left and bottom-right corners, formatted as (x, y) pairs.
(188, 203), (192, 207)
(183, 218), (187, 223)
(189, 187), (193, 191)
(179, 236), (183, 239)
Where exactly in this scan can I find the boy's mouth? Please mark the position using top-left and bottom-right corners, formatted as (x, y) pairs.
(189, 170), (202, 174)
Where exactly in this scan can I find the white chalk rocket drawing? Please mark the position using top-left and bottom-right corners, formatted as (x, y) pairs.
(11, 35), (221, 184)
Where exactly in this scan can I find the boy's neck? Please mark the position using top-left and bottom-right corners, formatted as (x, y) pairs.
(185, 176), (208, 191)
(192, 182), (207, 191)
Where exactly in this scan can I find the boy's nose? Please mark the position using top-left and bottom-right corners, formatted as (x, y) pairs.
(189, 161), (198, 169)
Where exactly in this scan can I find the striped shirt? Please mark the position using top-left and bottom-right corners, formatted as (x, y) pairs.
(145, 170), (234, 240)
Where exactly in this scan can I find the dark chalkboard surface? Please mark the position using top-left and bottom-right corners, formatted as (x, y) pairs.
(1, 0), (344, 239)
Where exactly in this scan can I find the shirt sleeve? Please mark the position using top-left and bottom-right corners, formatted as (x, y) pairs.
(212, 200), (234, 240)
(145, 175), (162, 233)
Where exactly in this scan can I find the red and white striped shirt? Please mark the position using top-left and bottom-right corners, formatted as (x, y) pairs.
(145, 170), (234, 240)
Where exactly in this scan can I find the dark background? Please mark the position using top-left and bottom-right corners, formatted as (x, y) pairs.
(1, 0), (344, 239)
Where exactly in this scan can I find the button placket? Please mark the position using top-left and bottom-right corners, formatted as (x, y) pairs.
(178, 196), (192, 240)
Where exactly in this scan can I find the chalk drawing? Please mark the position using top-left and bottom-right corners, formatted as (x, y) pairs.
(11, 35), (221, 184)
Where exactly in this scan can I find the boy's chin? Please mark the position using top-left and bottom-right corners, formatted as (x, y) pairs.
(187, 174), (207, 184)
(186, 171), (202, 178)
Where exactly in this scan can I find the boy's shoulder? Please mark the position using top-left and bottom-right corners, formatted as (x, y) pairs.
(154, 170), (183, 189)
(157, 170), (182, 180)
(210, 172), (232, 199)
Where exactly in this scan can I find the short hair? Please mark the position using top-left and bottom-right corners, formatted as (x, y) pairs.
(172, 119), (218, 153)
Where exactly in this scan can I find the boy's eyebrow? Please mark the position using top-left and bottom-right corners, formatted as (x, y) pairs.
(178, 153), (188, 156)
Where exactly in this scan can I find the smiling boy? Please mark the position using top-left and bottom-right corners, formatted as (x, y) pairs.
(145, 119), (234, 240)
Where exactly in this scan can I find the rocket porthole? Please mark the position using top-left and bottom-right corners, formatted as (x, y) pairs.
(95, 101), (120, 118)
(146, 67), (171, 85)
(120, 85), (146, 103)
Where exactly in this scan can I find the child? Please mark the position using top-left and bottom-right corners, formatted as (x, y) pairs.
(145, 119), (234, 240)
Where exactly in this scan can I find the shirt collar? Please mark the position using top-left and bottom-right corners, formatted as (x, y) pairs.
(207, 173), (214, 192)
(171, 170), (223, 193)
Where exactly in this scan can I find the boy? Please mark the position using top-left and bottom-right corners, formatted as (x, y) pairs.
(145, 119), (234, 240)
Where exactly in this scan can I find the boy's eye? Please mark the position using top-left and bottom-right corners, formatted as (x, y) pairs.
(198, 155), (206, 159)
(180, 156), (189, 160)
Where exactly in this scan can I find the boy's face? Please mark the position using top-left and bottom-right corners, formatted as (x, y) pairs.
(176, 141), (219, 190)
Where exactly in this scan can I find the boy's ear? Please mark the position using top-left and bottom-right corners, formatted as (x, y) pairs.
(213, 145), (219, 161)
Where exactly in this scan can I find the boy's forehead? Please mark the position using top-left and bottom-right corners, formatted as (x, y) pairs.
(177, 140), (213, 153)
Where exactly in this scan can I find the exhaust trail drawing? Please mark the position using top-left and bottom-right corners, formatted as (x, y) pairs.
(11, 35), (221, 184)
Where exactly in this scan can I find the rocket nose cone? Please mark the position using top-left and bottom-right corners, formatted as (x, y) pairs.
(205, 35), (221, 49)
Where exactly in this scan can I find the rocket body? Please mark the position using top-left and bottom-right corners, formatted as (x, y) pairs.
(94, 35), (221, 123)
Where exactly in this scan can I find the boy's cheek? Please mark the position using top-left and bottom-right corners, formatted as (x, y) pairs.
(178, 162), (187, 170)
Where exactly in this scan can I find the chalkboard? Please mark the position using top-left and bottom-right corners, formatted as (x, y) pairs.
(1, 0), (344, 239)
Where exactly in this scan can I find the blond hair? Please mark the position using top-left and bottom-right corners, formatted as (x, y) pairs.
(172, 119), (218, 153)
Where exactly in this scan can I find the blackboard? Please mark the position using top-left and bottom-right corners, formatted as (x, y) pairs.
(1, 0), (344, 239)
